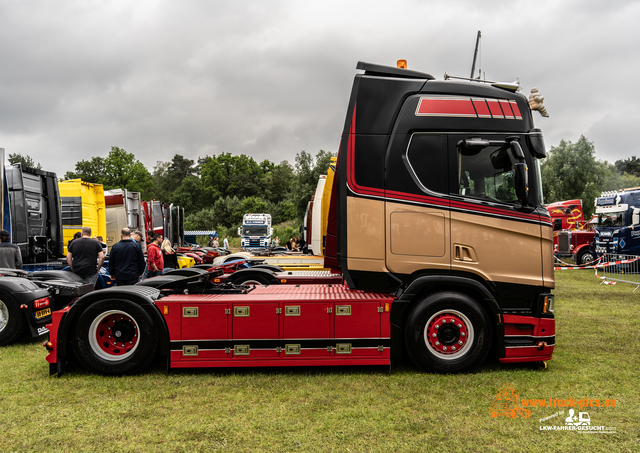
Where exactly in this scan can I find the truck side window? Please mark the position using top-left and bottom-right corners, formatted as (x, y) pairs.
(553, 219), (563, 231)
(406, 134), (447, 194)
(452, 143), (518, 204)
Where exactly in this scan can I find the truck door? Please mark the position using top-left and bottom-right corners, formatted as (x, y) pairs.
(384, 133), (451, 276)
(448, 134), (544, 287)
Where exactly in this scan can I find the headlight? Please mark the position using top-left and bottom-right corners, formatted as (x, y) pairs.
(543, 295), (555, 314)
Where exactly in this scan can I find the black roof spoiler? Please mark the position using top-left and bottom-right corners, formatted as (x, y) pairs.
(356, 61), (435, 80)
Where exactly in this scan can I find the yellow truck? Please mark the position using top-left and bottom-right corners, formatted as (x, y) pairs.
(58, 179), (106, 254)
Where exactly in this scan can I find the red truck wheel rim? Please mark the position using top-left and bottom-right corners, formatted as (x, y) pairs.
(424, 310), (474, 360)
(88, 310), (140, 361)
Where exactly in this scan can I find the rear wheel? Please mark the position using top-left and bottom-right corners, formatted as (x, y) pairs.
(0, 292), (26, 346)
(404, 292), (492, 372)
(73, 299), (158, 374)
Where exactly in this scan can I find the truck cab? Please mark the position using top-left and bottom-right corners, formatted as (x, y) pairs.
(238, 213), (273, 250)
(595, 189), (640, 256)
(324, 61), (555, 368)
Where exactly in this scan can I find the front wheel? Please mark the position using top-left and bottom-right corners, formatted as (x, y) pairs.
(577, 249), (595, 265)
(0, 292), (26, 346)
(404, 292), (492, 373)
(73, 299), (158, 374)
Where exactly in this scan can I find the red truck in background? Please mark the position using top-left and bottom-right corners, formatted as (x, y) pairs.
(546, 199), (595, 264)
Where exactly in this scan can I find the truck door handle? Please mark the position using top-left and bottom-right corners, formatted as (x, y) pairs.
(454, 244), (475, 262)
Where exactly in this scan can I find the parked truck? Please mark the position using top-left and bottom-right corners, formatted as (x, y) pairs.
(58, 179), (106, 254)
(594, 188), (640, 256)
(6, 163), (65, 266)
(547, 199), (596, 264)
(142, 200), (184, 248)
(0, 149), (94, 346)
(105, 189), (147, 252)
(309, 176), (326, 255)
(238, 213), (273, 250)
(45, 61), (555, 376)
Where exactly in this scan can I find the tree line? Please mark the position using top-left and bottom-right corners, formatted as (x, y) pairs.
(540, 136), (640, 218)
(9, 147), (335, 233)
(8, 135), (640, 228)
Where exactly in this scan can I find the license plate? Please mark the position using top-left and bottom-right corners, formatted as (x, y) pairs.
(35, 308), (51, 319)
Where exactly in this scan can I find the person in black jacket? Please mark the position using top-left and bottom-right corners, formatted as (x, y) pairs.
(161, 239), (178, 274)
(67, 226), (104, 285)
(109, 228), (146, 285)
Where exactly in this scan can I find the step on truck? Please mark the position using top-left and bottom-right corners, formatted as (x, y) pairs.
(44, 61), (555, 375)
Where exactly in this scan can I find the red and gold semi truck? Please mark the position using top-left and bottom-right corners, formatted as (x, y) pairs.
(45, 61), (555, 375)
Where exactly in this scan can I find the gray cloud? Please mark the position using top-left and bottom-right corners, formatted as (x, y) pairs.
(1, 0), (639, 177)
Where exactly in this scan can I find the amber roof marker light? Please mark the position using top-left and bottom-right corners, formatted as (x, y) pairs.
(397, 60), (407, 69)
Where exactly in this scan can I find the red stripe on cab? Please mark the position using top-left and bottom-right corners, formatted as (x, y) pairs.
(416, 97), (476, 117)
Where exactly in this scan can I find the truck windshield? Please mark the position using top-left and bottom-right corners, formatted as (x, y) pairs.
(242, 226), (268, 236)
(598, 212), (625, 227)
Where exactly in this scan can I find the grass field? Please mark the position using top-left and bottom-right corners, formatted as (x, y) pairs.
(1, 271), (639, 452)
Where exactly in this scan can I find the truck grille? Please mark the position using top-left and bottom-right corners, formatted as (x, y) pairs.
(557, 232), (570, 253)
(248, 239), (263, 247)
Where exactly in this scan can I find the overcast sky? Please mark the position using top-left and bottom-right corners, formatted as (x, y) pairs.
(1, 0), (639, 178)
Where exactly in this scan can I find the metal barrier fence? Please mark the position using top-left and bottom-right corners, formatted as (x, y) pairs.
(595, 254), (640, 291)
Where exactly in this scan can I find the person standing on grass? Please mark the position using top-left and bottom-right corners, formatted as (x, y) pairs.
(109, 228), (145, 286)
(0, 230), (22, 269)
(145, 233), (164, 278)
(67, 226), (104, 286)
(223, 235), (230, 250)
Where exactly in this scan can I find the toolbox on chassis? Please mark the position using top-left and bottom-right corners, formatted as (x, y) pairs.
(44, 61), (555, 375)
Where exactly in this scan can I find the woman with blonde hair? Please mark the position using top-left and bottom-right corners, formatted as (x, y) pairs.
(161, 239), (178, 274)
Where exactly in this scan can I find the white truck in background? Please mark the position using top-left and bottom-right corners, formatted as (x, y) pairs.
(238, 213), (273, 250)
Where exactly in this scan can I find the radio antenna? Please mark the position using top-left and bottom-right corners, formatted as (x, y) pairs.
(470, 31), (481, 79)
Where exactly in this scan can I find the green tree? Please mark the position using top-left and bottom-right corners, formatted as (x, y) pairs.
(64, 156), (105, 182)
(540, 136), (607, 217)
(151, 161), (173, 202)
(200, 153), (266, 203)
(152, 154), (200, 211)
(172, 176), (205, 213)
(292, 150), (336, 218)
(65, 147), (154, 198)
(241, 196), (269, 215)
(601, 162), (640, 193)
(8, 153), (42, 170)
(614, 156), (640, 177)
(103, 147), (154, 197)
(213, 196), (243, 228)
(185, 207), (216, 231)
